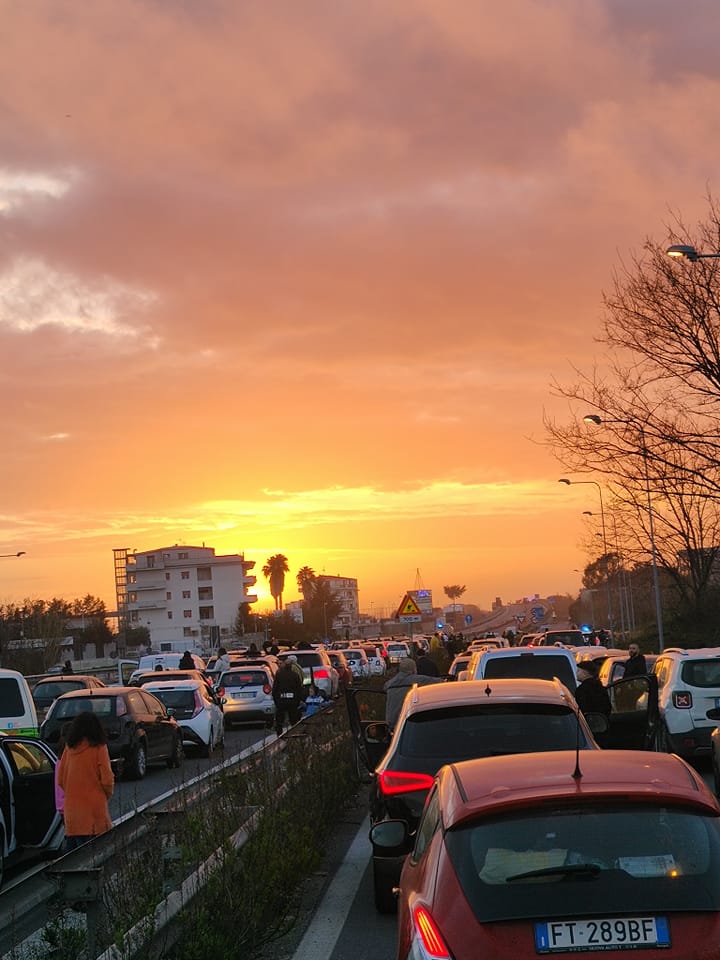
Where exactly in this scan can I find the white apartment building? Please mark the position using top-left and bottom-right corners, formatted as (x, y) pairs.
(122, 545), (257, 654)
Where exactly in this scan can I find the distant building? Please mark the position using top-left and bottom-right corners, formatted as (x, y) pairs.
(317, 575), (359, 636)
(117, 545), (257, 654)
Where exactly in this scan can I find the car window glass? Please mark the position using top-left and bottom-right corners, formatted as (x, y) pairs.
(681, 660), (720, 687)
(7, 741), (53, 776)
(140, 691), (167, 717)
(149, 690), (194, 711)
(127, 691), (148, 716)
(447, 804), (720, 923)
(223, 671), (268, 686)
(55, 696), (113, 718)
(398, 704), (587, 760)
(0, 679), (25, 717)
(413, 786), (441, 862)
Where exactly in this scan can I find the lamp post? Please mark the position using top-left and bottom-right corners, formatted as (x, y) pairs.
(558, 479), (612, 632)
(583, 414), (665, 651)
(666, 245), (720, 261)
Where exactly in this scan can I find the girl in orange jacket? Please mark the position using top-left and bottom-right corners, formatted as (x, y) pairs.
(56, 711), (114, 851)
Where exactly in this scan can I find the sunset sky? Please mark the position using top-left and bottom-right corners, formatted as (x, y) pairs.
(0, 1), (717, 616)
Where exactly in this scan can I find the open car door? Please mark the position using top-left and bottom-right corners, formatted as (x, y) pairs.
(594, 673), (659, 750)
(344, 687), (389, 782)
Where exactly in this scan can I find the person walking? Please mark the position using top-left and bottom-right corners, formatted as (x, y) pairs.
(384, 658), (442, 730)
(575, 660), (612, 719)
(623, 643), (648, 678)
(56, 711), (114, 851)
(273, 658), (304, 736)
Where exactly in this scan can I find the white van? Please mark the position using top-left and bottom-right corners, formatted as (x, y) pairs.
(0, 668), (40, 737)
(130, 652), (206, 683)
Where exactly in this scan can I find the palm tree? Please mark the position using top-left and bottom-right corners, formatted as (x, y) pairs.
(262, 554), (290, 610)
(296, 566), (316, 601)
(443, 585), (467, 603)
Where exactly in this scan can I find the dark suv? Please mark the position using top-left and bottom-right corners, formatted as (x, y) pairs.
(368, 678), (598, 913)
(40, 686), (184, 780)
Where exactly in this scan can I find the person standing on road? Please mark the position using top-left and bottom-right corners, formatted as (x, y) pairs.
(623, 643), (648, 678)
(385, 658), (442, 730)
(286, 654), (306, 694)
(575, 660), (612, 719)
(215, 647), (231, 675)
(56, 711), (114, 851)
(273, 658), (304, 735)
(179, 650), (195, 670)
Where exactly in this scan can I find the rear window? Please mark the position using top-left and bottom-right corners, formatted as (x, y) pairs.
(281, 654), (322, 667)
(482, 655), (576, 692)
(397, 705), (590, 763)
(447, 803), (720, 922)
(223, 671), (268, 687)
(539, 631), (584, 645)
(53, 696), (116, 719)
(33, 681), (85, 704)
(148, 690), (196, 711)
(0, 678), (25, 717)
(681, 660), (720, 688)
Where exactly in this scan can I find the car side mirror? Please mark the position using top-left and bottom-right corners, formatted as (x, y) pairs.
(364, 721), (390, 743)
(370, 819), (409, 853)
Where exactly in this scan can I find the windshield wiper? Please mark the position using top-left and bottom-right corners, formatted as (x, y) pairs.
(506, 863), (602, 882)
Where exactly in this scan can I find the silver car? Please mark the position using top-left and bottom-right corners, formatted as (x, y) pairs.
(277, 650), (339, 699)
(219, 666), (276, 727)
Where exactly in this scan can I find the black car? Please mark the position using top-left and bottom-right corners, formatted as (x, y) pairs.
(31, 674), (107, 722)
(367, 678), (600, 913)
(40, 685), (183, 780)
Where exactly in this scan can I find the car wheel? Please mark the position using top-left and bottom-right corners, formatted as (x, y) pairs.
(127, 742), (147, 780)
(654, 721), (670, 753)
(201, 729), (214, 759)
(167, 734), (183, 769)
(372, 858), (397, 914)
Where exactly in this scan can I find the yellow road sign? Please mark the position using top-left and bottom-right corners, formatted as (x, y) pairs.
(396, 593), (421, 617)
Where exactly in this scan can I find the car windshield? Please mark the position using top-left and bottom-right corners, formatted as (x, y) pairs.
(397, 704), (590, 763)
(680, 660), (720, 687)
(52, 696), (115, 718)
(446, 802), (720, 922)
(482, 655), (577, 692)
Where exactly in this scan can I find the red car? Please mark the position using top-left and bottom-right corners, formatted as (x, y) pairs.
(372, 750), (720, 959)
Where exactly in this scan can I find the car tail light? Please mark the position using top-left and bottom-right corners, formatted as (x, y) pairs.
(378, 770), (435, 796)
(217, 687), (225, 698)
(673, 691), (693, 709)
(413, 906), (452, 960)
(192, 691), (204, 718)
(313, 669), (329, 680)
(263, 684), (271, 695)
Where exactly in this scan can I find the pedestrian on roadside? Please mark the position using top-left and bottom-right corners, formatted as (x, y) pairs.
(273, 658), (304, 735)
(623, 643), (648, 679)
(286, 654), (306, 692)
(179, 650), (195, 670)
(575, 660), (611, 719)
(56, 711), (114, 851)
(384, 658), (442, 730)
(63, 660), (74, 674)
(215, 647), (231, 675)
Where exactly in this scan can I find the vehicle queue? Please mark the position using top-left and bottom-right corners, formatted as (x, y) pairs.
(2, 632), (720, 960)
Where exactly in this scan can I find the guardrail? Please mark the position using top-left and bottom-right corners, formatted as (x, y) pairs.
(1, 707), (350, 960)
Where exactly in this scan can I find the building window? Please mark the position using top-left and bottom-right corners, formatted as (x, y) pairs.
(198, 586), (213, 601)
(183, 610), (192, 619)
(182, 590), (191, 599)
(160, 642), (172, 652)
(199, 606), (214, 621)
(167, 611), (173, 619)
(183, 627), (193, 637)
(128, 573), (136, 584)
(197, 566), (212, 582)
(166, 592), (172, 601)
(165, 572), (171, 581)
(181, 571), (190, 580)
(130, 611), (139, 622)
(178, 551), (188, 560)
(147, 556), (155, 569)
(128, 592), (137, 603)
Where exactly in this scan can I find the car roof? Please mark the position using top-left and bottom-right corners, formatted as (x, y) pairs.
(34, 674), (101, 685)
(481, 646), (575, 659)
(399, 677), (577, 716)
(142, 679), (202, 690)
(440, 750), (719, 828)
(51, 685), (136, 698)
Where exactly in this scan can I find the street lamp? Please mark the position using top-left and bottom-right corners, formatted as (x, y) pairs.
(0, 551), (25, 558)
(583, 414), (665, 651)
(666, 244), (720, 261)
(558, 479), (612, 631)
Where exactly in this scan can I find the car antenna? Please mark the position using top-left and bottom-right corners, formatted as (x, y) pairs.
(572, 704), (583, 780)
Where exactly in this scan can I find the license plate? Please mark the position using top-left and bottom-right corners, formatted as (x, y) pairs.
(535, 916), (670, 952)
(230, 691), (254, 699)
